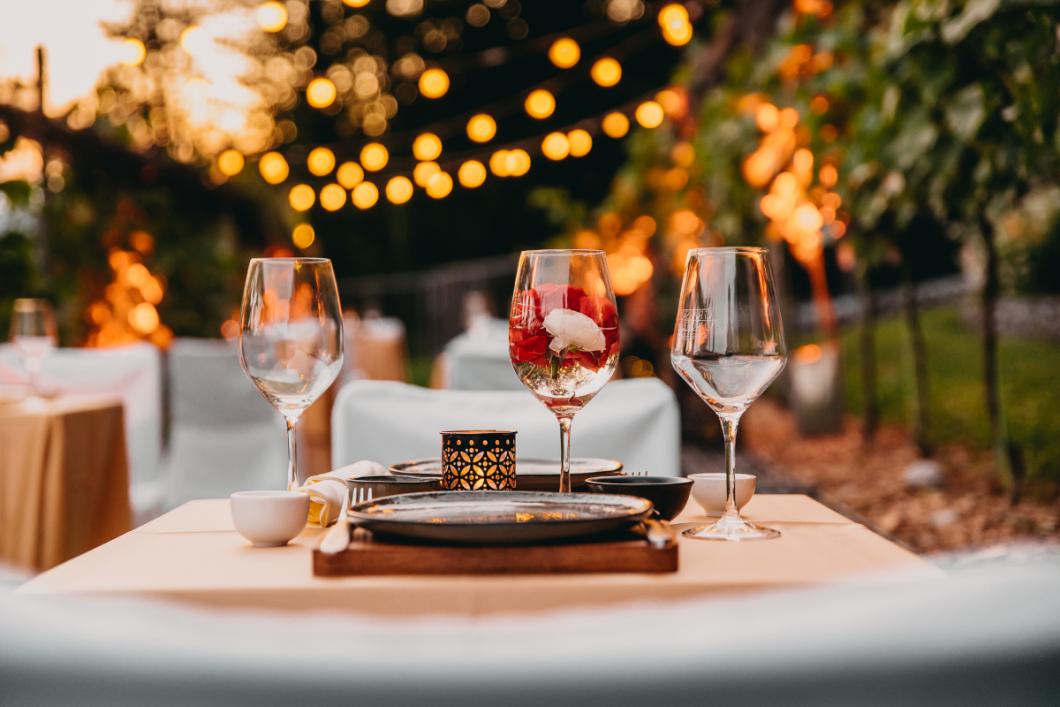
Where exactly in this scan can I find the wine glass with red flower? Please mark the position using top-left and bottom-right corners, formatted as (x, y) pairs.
(509, 250), (620, 492)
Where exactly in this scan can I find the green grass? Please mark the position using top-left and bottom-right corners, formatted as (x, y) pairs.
(839, 306), (1060, 483)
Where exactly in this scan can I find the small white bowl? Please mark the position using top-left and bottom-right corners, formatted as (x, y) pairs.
(688, 473), (756, 516)
(230, 490), (309, 547)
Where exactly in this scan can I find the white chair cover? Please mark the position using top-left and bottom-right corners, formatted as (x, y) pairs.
(441, 317), (523, 390)
(0, 343), (162, 516)
(2, 550), (1059, 705)
(162, 339), (287, 507)
(331, 378), (681, 475)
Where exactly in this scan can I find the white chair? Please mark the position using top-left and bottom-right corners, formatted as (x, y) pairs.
(1, 551), (1059, 705)
(162, 339), (287, 507)
(441, 318), (523, 391)
(331, 378), (681, 475)
(0, 343), (163, 517)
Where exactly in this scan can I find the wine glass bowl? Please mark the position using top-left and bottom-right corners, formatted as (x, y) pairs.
(509, 250), (620, 491)
(239, 258), (343, 489)
(10, 298), (58, 396)
(671, 247), (786, 541)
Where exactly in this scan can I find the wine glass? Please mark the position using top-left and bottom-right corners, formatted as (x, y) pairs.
(10, 298), (58, 396)
(239, 258), (343, 490)
(671, 247), (786, 541)
(509, 250), (620, 492)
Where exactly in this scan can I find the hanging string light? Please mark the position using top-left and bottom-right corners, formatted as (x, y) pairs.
(255, 2), (288, 33)
(567, 129), (592, 157)
(412, 133), (443, 161)
(425, 171), (454, 199)
(548, 37), (581, 68)
(634, 100), (665, 128)
(458, 160), (487, 188)
(306, 77), (337, 109)
(489, 150), (511, 177)
(385, 176), (414, 204)
(413, 161), (441, 187)
(602, 111), (630, 138)
(288, 184), (315, 211)
(590, 58), (622, 87)
(506, 149), (531, 177)
(307, 147), (336, 176)
(541, 132), (571, 161)
(319, 183), (347, 211)
(336, 161), (364, 188)
(658, 4), (694, 46)
(352, 181), (379, 209)
(359, 143), (389, 171)
(291, 223), (315, 249)
(524, 89), (556, 120)
(216, 149), (244, 177)
(466, 113), (497, 143)
(258, 151), (289, 184)
(418, 68), (450, 99)
(343, 0), (370, 7)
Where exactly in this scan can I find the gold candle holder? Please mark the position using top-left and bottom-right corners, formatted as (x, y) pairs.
(441, 430), (517, 490)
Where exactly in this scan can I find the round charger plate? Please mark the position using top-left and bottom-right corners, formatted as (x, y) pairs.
(388, 457), (623, 491)
(348, 490), (652, 545)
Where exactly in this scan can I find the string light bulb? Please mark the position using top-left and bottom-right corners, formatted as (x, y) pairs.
(591, 58), (622, 87)
(288, 184), (315, 211)
(216, 149), (244, 176)
(466, 113), (497, 143)
(122, 38), (146, 66)
(458, 160), (486, 188)
(507, 149), (531, 177)
(418, 68), (450, 99)
(541, 132), (570, 161)
(307, 147), (336, 176)
(413, 161), (440, 187)
(352, 181), (379, 209)
(635, 100), (665, 128)
(524, 89), (556, 119)
(291, 223), (315, 249)
(256, 2), (288, 32)
(601, 112), (630, 138)
(425, 171), (453, 199)
(658, 4), (693, 46)
(412, 133), (442, 161)
(567, 129), (592, 157)
(548, 37), (580, 68)
(306, 77), (337, 109)
(359, 143), (388, 171)
(385, 176), (414, 204)
(489, 150), (510, 177)
(336, 161), (364, 188)
(319, 183), (346, 211)
(343, 0), (370, 7)
(258, 151), (289, 184)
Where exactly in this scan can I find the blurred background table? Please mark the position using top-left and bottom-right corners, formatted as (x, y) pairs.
(16, 494), (940, 613)
(0, 395), (131, 571)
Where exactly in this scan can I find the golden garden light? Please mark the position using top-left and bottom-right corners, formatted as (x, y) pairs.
(541, 132), (570, 161)
(506, 149), (531, 177)
(255, 2), (288, 33)
(319, 183), (346, 211)
(466, 113), (497, 143)
(426, 171), (453, 199)
(458, 160), (487, 188)
(291, 223), (315, 249)
(352, 181), (379, 208)
(336, 161), (364, 188)
(306, 77), (337, 109)
(413, 161), (440, 187)
(548, 37), (580, 69)
(258, 151), (289, 184)
(658, 3), (693, 46)
(385, 176), (414, 204)
(524, 89), (556, 119)
(601, 112), (630, 138)
(489, 150), (510, 177)
(418, 67), (450, 99)
(568, 129), (592, 157)
(635, 101), (665, 128)
(359, 143), (388, 171)
(216, 149), (244, 177)
(121, 38), (146, 66)
(412, 133), (442, 161)
(590, 57), (622, 87)
(288, 184), (315, 211)
(307, 147), (336, 176)
(343, 0), (370, 6)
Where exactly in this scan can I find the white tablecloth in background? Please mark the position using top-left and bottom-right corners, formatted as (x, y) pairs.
(440, 318), (523, 391)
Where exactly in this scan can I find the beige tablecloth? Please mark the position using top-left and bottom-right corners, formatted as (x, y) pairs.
(0, 396), (131, 571)
(17, 495), (940, 613)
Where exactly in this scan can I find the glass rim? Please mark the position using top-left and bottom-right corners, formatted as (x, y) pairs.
(687, 246), (769, 255)
(520, 248), (605, 256)
(249, 257), (332, 264)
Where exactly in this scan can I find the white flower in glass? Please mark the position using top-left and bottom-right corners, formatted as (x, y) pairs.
(543, 308), (606, 354)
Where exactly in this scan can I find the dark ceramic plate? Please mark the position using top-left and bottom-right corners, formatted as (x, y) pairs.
(347, 490), (652, 544)
(388, 458), (623, 491)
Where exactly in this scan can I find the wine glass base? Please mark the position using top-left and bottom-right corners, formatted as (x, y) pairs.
(682, 515), (781, 541)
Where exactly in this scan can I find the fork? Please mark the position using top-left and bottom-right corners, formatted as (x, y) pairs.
(319, 486), (372, 555)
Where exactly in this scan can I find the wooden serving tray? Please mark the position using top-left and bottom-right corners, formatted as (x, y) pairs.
(313, 531), (677, 577)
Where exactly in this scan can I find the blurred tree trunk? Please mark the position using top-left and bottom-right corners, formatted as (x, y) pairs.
(856, 263), (879, 443)
(900, 258), (932, 457)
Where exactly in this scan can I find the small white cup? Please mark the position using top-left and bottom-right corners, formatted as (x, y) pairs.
(230, 490), (309, 547)
(689, 473), (756, 516)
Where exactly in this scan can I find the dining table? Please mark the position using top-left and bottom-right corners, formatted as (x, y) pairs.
(16, 493), (941, 614)
(0, 394), (131, 571)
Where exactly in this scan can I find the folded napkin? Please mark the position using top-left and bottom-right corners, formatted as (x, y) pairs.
(300, 460), (386, 527)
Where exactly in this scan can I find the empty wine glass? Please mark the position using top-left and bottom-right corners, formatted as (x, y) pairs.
(671, 247), (787, 540)
(10, 298), (58, 396)
(239, 258), (343, 490)
(509, 250), (620, 492)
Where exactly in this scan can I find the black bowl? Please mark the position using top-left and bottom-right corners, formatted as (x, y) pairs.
(584, 476), (693, 521)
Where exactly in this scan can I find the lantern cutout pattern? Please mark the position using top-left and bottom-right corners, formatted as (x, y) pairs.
(441, 431), (517, 491)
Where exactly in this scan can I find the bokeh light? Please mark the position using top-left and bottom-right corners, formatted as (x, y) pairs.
(352, 181), (379, 209)
(319, 183), (346, 211)
(425, 171), (453, 199)
(541, 132), (570, 161)
(590, 58), (622, 87)
(466, 113), (497, 143)
(658, 4), (693, 46)
(256, 2), (288, 33)
(418, 68), (450, 99)
(458, 160), (487, 188)
(216, 149), (244, 177)
(258, 152), (289, 184)
(548, 37), (581, 68)
(307, 147), (336, 176)
(507, 148), (531, 177)
(343, 0), (371, 7)
(292, 223), (315, 249)
(601, 112), (630, 138)
(412, 133), (442, 161)
(336, 161), (365, 188)
(413, 161), (440, 187)
(567, 129), (592, 157)
(121, 38), (146, 67)
(359, 143), (389, 171)
(306, 77), (337, 109)
(635, 100), (665, 128)
(288, 184), (315, 211)
(489, 150), (510, 177)
(524, 89), (556, 119)
(385, 176), (414, 204)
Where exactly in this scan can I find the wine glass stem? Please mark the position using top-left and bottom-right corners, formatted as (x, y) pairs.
(719, 414), (742, 518)
(558, 415), (573, 493)
(285, 417), (299, 490)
